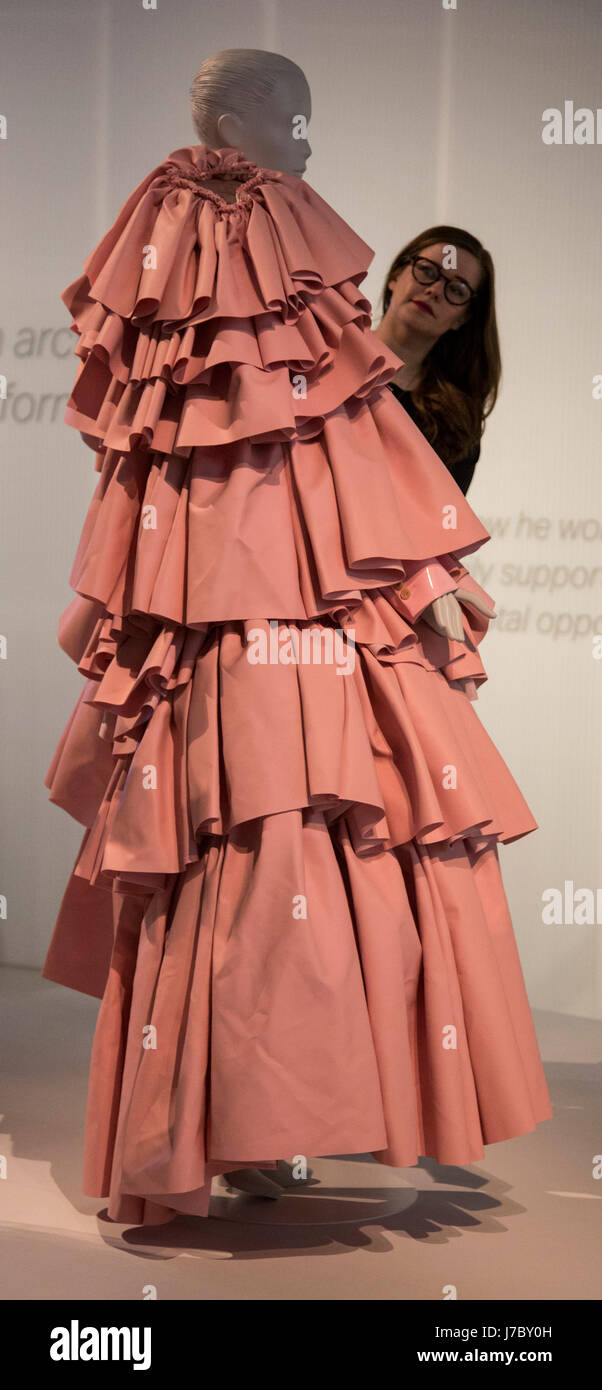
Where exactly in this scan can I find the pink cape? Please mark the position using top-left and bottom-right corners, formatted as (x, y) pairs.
(43, 144), (552, 1224)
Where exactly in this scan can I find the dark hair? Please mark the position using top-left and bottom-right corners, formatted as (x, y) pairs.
(380, 226), (501, 466)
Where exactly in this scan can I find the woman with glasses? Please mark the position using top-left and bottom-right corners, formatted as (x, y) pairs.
(373, 227), (500, 495)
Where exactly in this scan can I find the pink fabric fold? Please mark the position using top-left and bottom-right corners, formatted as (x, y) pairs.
(43, 143), (552, 1225)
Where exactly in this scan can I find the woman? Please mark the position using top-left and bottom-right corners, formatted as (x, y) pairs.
(373, 228), (501, 495)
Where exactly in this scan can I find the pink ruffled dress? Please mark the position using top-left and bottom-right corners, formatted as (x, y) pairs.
(42, 144), (552, 1225)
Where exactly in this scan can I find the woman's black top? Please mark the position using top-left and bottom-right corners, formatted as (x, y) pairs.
(387, 380), (480, 496)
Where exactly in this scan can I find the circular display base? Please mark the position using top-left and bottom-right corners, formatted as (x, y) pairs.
(211, 1157), (418, 1226)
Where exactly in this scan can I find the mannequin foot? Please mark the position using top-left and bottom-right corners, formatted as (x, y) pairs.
(222, 1167), (282, 1199)
(257, 1159), (315, 1188)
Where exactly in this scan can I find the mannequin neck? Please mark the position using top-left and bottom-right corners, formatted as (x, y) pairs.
(204, 176), (239, 203)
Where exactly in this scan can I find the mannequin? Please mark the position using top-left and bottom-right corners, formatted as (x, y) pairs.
(191, 48), (492, 1195)
(192, 50), (493, 1197)
(43, 48), (552, 1227)
(189, 50), (492, 649)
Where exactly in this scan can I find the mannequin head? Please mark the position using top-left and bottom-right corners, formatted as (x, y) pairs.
(190, 49), (311, 176)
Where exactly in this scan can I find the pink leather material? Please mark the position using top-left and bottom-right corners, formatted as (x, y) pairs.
(394, 557), (459, 622)
(42, 145), (552, 1224)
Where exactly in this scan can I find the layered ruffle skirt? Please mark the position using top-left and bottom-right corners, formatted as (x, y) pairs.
(42, 143), (552, 1223)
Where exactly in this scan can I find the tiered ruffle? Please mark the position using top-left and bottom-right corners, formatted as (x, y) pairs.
(43, 145), (551, 1222)
(45, 594), (536, 902)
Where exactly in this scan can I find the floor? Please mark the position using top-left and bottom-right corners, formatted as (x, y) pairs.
(1, 965), (600, 1301)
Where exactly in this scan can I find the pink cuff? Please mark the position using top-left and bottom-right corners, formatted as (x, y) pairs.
(437, 552), (496, 647)
(394, 558), (458, 623)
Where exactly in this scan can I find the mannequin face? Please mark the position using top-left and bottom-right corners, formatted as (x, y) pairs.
(385, 242), (483, 344)
(215, 71), (312, 176)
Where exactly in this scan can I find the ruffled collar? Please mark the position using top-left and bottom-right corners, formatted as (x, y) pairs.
(160, 143), (282, 213)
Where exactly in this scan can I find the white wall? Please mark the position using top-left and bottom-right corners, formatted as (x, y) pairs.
(1, 0), (600, 1016)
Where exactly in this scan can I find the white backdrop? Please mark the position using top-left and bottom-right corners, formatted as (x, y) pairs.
(1, 0), (600, 1017)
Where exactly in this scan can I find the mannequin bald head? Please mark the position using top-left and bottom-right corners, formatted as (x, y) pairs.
(190, 48), (312, 176)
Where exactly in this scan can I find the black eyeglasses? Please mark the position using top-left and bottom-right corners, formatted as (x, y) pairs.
(404, 255), (478, 306)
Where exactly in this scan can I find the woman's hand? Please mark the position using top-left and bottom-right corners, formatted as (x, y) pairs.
(421, 588), (497, 642)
